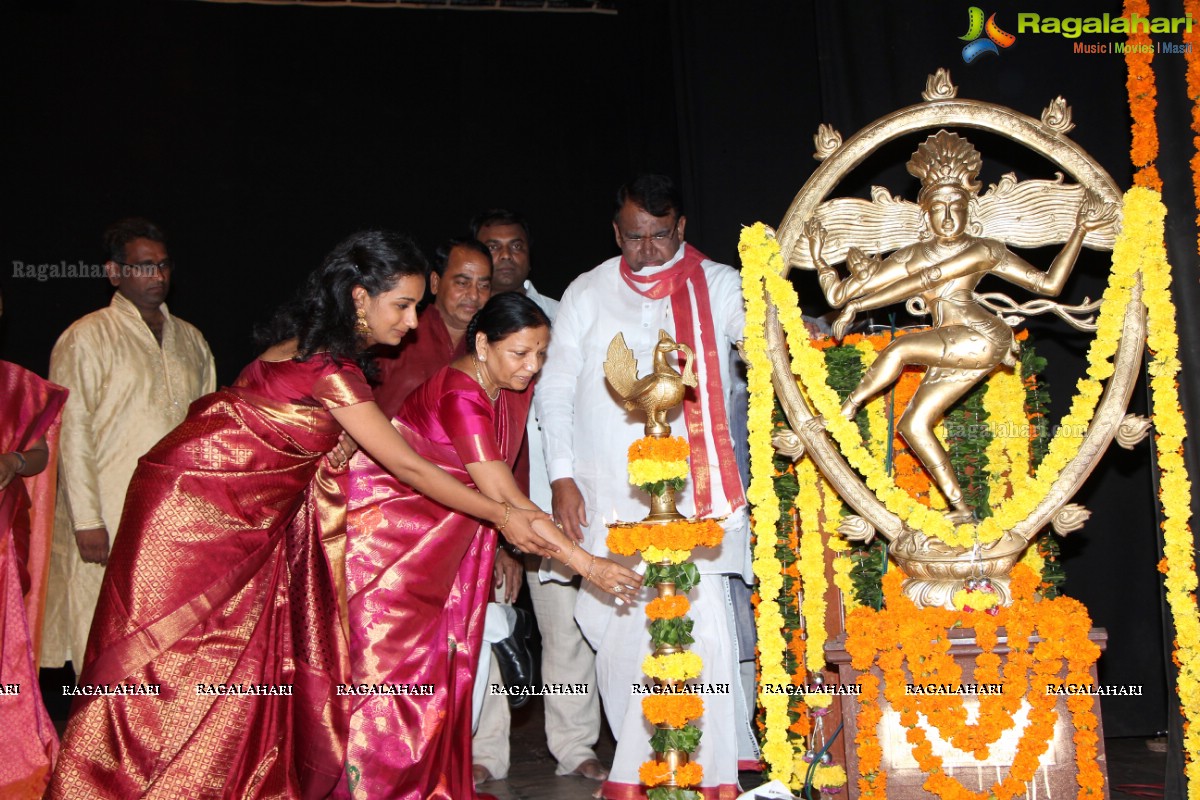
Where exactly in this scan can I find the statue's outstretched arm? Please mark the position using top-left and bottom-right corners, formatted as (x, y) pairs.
(846, 242), (994, 314)
(805, 219), (905, 308)
(993, 192), (1118, 297)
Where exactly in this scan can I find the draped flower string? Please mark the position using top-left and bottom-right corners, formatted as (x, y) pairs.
(1121, 14), (1200, 792)
(1187, 0), (1200, 254)
(738, 223), (1134, 550)
(845, 565), (1103, 800)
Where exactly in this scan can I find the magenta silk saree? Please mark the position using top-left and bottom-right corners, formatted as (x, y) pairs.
(340, 366), (530, 799)
(0, 361), (67, 798)
(48, 357), (371, 800)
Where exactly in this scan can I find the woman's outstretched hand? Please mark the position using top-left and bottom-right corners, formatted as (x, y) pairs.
(501, 510), (560, 559)
(586, 558), (643, 605)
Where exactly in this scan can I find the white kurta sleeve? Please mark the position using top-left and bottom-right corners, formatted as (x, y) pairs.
(49, 327), (106, 531)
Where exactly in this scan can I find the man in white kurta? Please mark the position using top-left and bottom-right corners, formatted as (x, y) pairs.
(473, 209), (609, 783)
(536, 176), (759, 799)
(43, 218), (215, 672)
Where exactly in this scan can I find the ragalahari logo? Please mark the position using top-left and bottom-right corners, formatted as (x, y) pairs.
(960, 7), (1017, 62)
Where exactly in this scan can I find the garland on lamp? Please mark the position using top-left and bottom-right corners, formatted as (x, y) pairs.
(610, 435), (724, 799)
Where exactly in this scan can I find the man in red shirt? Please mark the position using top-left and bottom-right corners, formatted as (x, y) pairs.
(372, 236), (493, 417)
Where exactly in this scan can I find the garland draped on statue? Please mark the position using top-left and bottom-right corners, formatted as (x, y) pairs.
(742, 12), (1200, 794)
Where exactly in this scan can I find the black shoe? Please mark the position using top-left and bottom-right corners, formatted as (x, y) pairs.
(492, 607), (535, 709)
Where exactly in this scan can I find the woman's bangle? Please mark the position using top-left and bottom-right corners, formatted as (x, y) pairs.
(584, 554), (598, 584)
(496, 502), (512, 532)
(9, 452), (26, 475)
(560, 540), (578, 565)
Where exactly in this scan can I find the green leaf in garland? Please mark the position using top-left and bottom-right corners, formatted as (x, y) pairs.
(848, 539), (887, 610)
(823, 344), (871, 440)
(647, 789), (702, 800)
(640, 477), (687, 496)
(942, 382), (992, 518)
(1036, 533), (1066, 599)
(649, 617), (696, 647)
(650, 724), (703, 753)
(1021, 344), (1052, 470)
(645, 563), (702, 593)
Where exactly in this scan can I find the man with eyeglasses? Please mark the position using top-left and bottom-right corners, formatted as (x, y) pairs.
(43, 217), (215, 676)
(536, 175), (759, 798)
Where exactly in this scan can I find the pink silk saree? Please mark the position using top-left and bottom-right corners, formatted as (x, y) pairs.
(340, 366), (529, 799)
(0, 361), (67, 798)
(48, 357), (370, 800)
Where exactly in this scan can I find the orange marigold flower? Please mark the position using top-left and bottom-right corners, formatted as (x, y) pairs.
(674, 761), (704, 787)
(606, 519), (724, 556)
(646, 595), (691, 620)
(638, 760), (670, 787)
(642, 694), (704, 728)
(628, 436), (690, 463)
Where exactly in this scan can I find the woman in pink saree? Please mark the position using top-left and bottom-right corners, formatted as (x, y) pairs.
(0, 302), (68, 798)
(48, 232), (562, 800)
(341, 293), (641, 800)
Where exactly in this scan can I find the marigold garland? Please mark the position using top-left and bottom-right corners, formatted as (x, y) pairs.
(739, 222), (1135, 550)
(1186, 0), (1200, 255)
(846, 565), (1103, 800)
(630, 436), (691, 462)
(641, 545), (692, 565)
(639, 760), (704, 788)
(647, 595), (692, 620)
(643, 652), (704, 683)
(796, 458), (829, 673)
(643, 694), (705, 727)
(1124, 0), (1162, 190)
(740, 227), (795, 780)
(1127, 18), (1200, 798)
(607, 519), (724, 556)
(629, 459), (690, 487)
(743, 185), (1200, 796)
(1126, 187), (1200, 799)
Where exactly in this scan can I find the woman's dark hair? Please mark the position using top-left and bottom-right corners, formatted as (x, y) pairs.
(466, 292), (551, 348)
(256, 230), (428, 373)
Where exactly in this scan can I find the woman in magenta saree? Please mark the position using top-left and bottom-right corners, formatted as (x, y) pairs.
(48, 232), (561, 800)
(340, 294), (642, 799)
(0, 352), (67, 799)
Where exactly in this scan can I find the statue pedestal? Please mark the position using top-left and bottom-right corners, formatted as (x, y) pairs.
(824, 627), (1111, 799)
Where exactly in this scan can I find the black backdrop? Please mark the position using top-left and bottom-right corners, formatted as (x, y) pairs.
(4, 0), (1197, 745)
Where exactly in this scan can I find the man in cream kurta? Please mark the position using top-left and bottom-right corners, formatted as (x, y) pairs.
(43, 218), (215, 672)
(536, 176), (758, 799)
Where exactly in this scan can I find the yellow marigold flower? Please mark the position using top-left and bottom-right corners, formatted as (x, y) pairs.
(628, 458), (689, 486)
(642, 651), (704, 682)
(813, 764), (847, 789)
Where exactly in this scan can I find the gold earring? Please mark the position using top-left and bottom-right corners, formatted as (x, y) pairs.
(356, 307), (370, 337)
